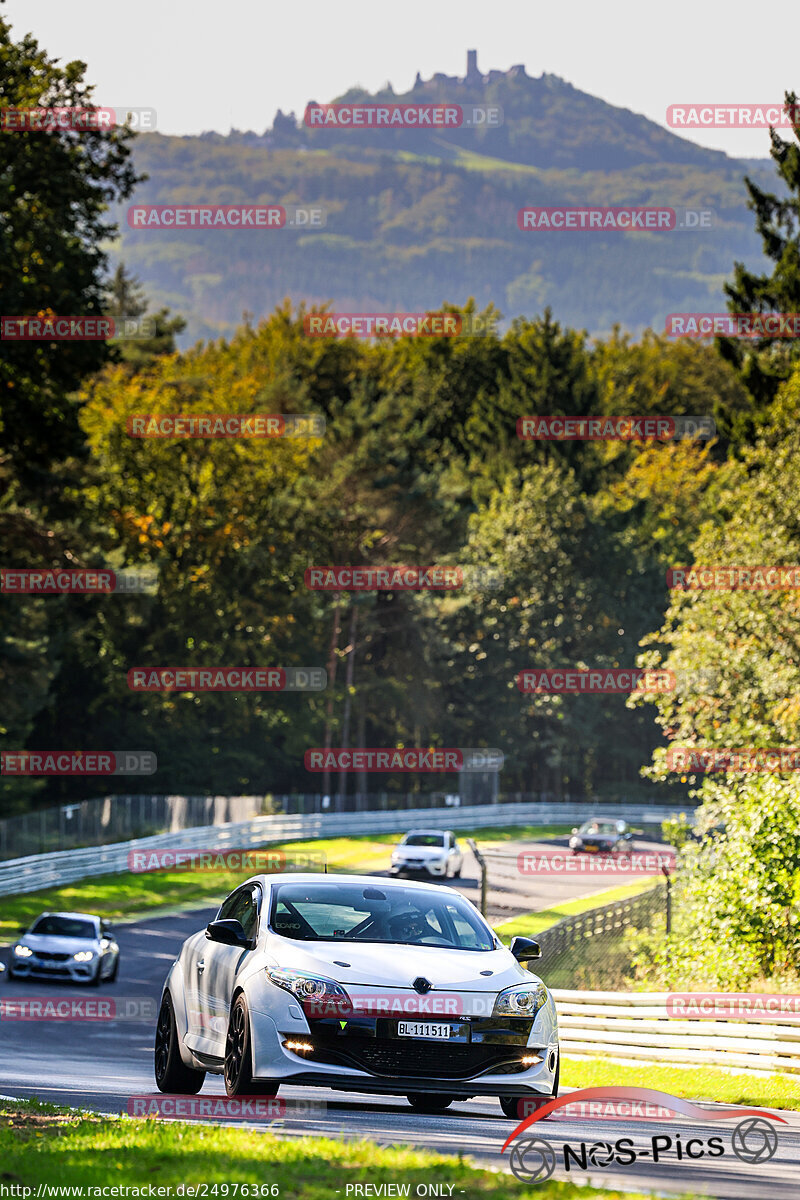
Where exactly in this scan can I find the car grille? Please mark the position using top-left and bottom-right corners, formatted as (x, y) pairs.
(307, 1038), (524, 1078)
(33, 951), (71, 962)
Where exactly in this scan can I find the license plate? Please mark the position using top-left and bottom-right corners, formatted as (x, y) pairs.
(397, 1021), (451, 1040)
(584, 845), (599, 853)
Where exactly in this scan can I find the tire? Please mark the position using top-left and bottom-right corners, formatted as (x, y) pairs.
(453, 864), (462, 878)
(88, 960), (102, 987)
(154, 992), (206, 1094)
(500, 1052), (559, 1120)
(407, 1094), (454, 1112)
(108, 956), (119, 983)
(224, 993), (279, 1097)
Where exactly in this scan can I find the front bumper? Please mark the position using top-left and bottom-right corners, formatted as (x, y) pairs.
(11, 956), (98, 982)
(390, 859), (447, 875)
(248, 1003), (559, 1097)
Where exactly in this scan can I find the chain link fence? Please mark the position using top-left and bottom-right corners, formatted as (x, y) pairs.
(535, 884), (667, 989)
(0, 790), (681, 861)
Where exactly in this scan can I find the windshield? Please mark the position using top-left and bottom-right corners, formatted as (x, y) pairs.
(580, 821), (618, 836)
(270, 883), (493, 950)
(402, 834), (445, 847)
(29, 915), (96, 939)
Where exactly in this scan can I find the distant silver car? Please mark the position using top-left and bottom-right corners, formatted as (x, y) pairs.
(9, 911), (119, 986)
(390, 830), (463, 878)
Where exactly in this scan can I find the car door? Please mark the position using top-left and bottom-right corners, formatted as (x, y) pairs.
(201, 883), (263, 1057)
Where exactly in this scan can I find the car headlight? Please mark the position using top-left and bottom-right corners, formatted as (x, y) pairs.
(13, 945), (32, 958)
(266, 967), (352, 1015)
(493, 982), (549, 1018)
(73, 951), (95, 962)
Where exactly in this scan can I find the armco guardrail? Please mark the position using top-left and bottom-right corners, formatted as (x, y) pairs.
(553, 990), (800, 1073)
(0, 801), (687, 897)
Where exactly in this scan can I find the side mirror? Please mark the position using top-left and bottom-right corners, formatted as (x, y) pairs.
(206, 919), (252, 949)
(510, 936), (542, 962)
(17, 926), (28, 936)
(625, 832), (634, 841)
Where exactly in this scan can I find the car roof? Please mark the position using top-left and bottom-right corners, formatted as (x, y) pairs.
(401, 829), (451, 836)
(33, 911), (100, 923)
(242, 871), (463, 895)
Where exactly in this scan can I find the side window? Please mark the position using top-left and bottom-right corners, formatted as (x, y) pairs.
(218, 885), (261, 941)
(446, 904), (481, 949)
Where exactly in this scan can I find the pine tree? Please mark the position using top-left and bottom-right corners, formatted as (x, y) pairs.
(718, 92), (800, 406)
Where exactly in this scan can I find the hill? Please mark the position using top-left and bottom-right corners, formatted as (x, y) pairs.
(113, 53), (778, 343)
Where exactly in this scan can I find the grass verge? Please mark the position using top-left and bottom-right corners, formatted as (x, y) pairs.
(0, 825), (569, 943)
(561, 1057), (800, 1112)
(492, 877), (659, 941)
(0, 1097), (697, 1198)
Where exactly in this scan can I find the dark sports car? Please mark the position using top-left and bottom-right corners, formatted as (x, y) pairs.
(569, 819), (633, 854)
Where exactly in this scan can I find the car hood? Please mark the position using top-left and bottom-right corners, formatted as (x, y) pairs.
(20, 934), (99, 954)
(266, 938), (533, 992)
(393, 845), (446, 858)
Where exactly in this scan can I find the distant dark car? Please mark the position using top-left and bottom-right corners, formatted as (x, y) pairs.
(569, 819), (633, 855)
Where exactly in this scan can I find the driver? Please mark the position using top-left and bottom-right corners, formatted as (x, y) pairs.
(388, 909), (428, 943)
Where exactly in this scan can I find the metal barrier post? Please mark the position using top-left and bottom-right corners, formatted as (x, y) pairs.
(466, 838), (487, 917)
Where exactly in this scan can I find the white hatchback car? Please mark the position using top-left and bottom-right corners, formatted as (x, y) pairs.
(155, 874), (559, 1118)
(390, 830), (463, 878)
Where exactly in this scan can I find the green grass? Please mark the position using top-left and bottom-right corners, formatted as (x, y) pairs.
(0, 1097), (698, 1198)
(0, 824), (569, 943)
(561, 1057), (800, 1112)
(458, 823), (574, 843)
(493, 877), (659, 941)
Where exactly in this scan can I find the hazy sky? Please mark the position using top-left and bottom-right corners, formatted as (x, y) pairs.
(4, 0), (798, 158)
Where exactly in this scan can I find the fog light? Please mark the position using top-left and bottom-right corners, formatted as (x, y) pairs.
(284, 1040), (313, 1053)
(521, 1054), (542, 1066)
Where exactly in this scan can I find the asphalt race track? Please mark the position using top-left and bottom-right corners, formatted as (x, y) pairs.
(1, 840), (797, 1197)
